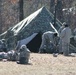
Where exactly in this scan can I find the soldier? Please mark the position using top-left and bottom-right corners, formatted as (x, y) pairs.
(15, 41), (21, 51)
(17, 45), (30, 64)
(0, 40), (3, 52)
(60, 24), (72, 56)
(39, 31), (59, 53)
(58, 22), (66, 35)
(1, 39), (7, 52)
(6, 29), (14, 51)
(7, 50), (16, 61)
(58, 22), (66, 53)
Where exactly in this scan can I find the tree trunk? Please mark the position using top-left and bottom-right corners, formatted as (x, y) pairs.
(0, 1), (2, 34)
(19, 0), (24, 21)
(50, 0), (55, 13)
(56, 0), (63, 22)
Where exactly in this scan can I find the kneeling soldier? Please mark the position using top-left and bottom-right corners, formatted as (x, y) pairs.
(17, 45), (30, 64)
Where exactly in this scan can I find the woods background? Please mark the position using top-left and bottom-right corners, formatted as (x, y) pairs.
(0, 0), (76, 34)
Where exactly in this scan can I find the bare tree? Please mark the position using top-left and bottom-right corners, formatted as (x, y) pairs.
(0, 0), (20, 33)
(50, 0), (55, 14)
(19, 0), (24, 21)
(0, 0), (2, 34)
(56, 0), (63, 22)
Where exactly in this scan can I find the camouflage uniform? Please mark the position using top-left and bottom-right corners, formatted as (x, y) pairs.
(1, 39), (7, 52)
(17, 45), (30, 64)
(60, 25), (71, 56)
(0, 40), (3, 52)
(58, 22), (65, 53)
(39, 31), (59, 53)
(7, 50), (16, 61)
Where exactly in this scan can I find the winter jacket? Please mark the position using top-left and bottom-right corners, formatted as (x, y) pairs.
(60, 27), (71, 43)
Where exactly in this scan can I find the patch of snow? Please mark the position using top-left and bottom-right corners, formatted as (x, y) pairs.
(50, 22), (59, 36)
(12, 7), (44, 35)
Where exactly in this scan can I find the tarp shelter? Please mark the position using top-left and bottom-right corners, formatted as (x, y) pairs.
(17, 33), (42, 52)
(0, 7), (63, 52)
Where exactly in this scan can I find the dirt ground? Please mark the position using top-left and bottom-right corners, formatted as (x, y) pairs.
(0, 53), (76, 75)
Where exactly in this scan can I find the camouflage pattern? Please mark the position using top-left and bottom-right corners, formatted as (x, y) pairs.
(1, 39), (7, 52)
(0, 40), (3, 52)
(60, 26), (72, 56)
(18, 45), (30, 64)
(0, 52), (8, 60)
(58, 22), (66, 53)
(39, 31), (59, 53)
(7, 50), (16, 61)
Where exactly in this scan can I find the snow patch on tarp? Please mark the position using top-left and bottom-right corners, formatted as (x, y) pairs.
(11, 7), (43, 35)
(0, 31), (7, 37)
(50, 22), (59, 35)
